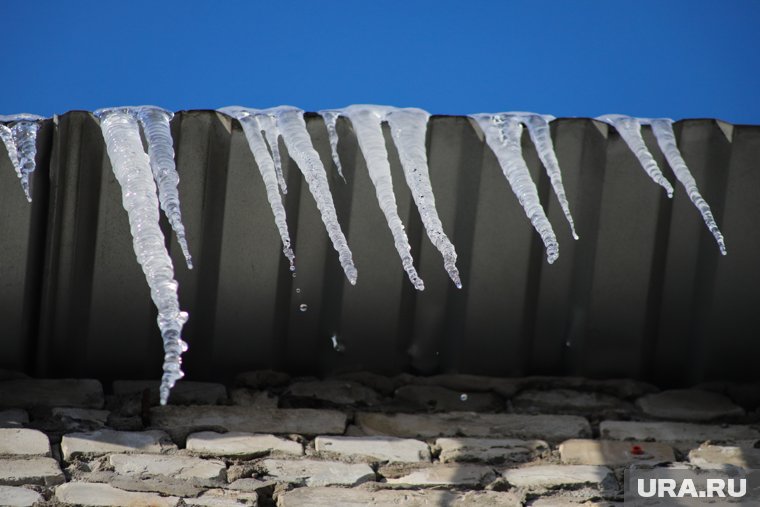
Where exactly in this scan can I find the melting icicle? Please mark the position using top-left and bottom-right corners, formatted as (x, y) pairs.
(597, 114), (675, 197)
(650, 119), (727, 255)
(220, 107), (295, 270)
(319, 110), (347, 182)
(510, 112), (579, 240)
(94, 108), (189, 405)
(470, 113), (560, 263)
(385, 107), (462, 288)
(268, 106), (358, 283)
(0, 113), (44, 201)
(0, 125), (18, 174)
(341, 105), (424, 289)
(135, 106), (193, 269)
(256, 114), (288, 194)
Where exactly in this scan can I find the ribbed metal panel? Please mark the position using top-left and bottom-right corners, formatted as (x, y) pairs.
(1, 112), (757, 386)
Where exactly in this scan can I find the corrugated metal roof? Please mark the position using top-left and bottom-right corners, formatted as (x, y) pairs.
(1, 111), (758, 385)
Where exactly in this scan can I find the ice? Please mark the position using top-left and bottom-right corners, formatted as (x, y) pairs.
(509, 112), (578, 239)
(385, 107), (462, 288)
(94, 108), (188, 405)
(0, 113), (44, 201)
(135, 106), (193, 268)
(270, 106), (358, 283)
(597, 114), (675, 197)
(319, 110), (346, 182)
(470, 113), (560, 263)
(650, 118), (726, 254)
(256, 113), (288, 194)
(219, 106), (295, 270)
(341, 105), (424, 289)
(0, 125), (19, 176)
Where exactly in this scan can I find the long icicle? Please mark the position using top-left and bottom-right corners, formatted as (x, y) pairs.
(95, 108), (188, 405)
(342, 105), (424, 289)
(471, 113), (559, 264)
(511, 112), (579, 240)
(219, 107), (295, 270)
(650, 118), (727, 255)
(269, 106), (358, 284)
(135, 106), (193, 269)
(597, 114), (675, 197)
(386, 107), (461, 288)
(319, 110), (347, 182)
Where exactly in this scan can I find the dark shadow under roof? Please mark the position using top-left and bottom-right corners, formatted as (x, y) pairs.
(1, 112), (758, 385)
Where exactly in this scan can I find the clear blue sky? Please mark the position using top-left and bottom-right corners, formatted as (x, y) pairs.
(3, 1), (759, 123)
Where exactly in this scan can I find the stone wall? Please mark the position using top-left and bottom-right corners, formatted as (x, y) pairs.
(1, 370), (758, 506)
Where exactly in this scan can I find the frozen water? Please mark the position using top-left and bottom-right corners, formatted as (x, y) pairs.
(0, 113), (44, 201)
(509, 112), (578, 239)
(319, 110), (347, 182)
(256, 113), (288, 194)
(597, 114), (675, 197)
(271, 106), (358, 283)
(341, 105), (425, 289)
(385, 107), (462, 288)
(650, 118), (726, 254)
(219, 106), (295, 270)
(470, 113), (559, 263)
(600, 114), (725, 254)
(135, 106), (193, 268)
(0, 125), (19, 176)
(95, 108), (188, 405)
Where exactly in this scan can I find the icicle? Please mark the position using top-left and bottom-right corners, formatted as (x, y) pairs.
(219, 106), (295, 270)
(319, 110), (346, 182)
(650, 118), (727, 255)
(94, 108), (188, 405)
(135, 106), (193, 269)
(0, 113), (44, 201)
(341, 105), (424, 289)
(257, 114), (288, 194)
(0, 125), (18, 175)
(509, 112), (578, 240)
(597, 114), (675, 197)
(385, 107), (461, 288)
(269, 106), (358, 284)
(470, 113), (559, 263)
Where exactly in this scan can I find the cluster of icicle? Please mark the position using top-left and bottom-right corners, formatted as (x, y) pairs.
(220, 105), (463, 290)
(597, 115), (726, 254)
(0, 113), (44, 201)
(470, 112), (578, 264)
(94, 106), (192, 405)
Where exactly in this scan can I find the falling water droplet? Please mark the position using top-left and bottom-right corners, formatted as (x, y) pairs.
(330, 334), (346, 352)
(292, 272), (297, 278)
(299, 304), (308, 312)
(295, 288), (301, 294)
(460, 393), (468, 402)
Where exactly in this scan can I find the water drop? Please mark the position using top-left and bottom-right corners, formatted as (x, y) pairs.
(460, 393), (468, 402)
(330, 334), (345, 352)
(295, 288), (301, 294)
(299, 304), (308, 312)
(292, 272), (297, 278)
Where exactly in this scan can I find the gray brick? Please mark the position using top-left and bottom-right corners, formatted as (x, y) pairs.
(357, 412), (590, 441)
